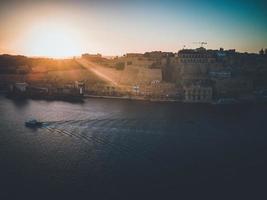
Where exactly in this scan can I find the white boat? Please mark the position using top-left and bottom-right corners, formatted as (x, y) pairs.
(25, 119), (43, 128)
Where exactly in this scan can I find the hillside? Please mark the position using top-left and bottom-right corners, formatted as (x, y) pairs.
(0, 55), (106, 86)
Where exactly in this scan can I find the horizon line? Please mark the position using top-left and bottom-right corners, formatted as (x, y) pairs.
(0, 47), (265, 59)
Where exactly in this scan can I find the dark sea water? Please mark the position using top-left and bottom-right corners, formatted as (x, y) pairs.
(0, 95), (267, 199)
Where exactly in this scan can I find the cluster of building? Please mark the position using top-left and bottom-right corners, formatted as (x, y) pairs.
(8, 81), (85, 101)
(4, 47), (267, 103)
(94, 47), (267, 103)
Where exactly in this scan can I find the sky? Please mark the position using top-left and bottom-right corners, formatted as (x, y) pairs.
(0, 0), (266, 57)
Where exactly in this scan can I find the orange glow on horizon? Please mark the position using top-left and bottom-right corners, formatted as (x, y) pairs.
(21, 21), (85, 58)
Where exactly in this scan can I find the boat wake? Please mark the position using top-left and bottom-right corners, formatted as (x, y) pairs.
(41, 118), (174, 165)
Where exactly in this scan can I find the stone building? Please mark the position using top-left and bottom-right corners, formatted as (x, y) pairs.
(14, 82), (28, 92)
(163, 47), (221, 83)
(212, 77), (253, 98)
(183, 82), (213, 103)
(74, 81), (85, 95)
(82, 53), (103, 62)
(115, 52), (172, 69)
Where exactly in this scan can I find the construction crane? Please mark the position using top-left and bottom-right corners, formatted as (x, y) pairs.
(193, 42), (207, 48)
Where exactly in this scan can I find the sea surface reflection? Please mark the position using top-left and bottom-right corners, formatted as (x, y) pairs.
(0, 96), (267, 199)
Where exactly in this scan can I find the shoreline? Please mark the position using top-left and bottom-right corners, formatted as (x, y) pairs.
(84, 94), (267, 105)
(1, 90), (266, 105)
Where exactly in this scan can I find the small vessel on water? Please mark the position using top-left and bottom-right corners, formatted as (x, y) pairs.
(25, 119), (43, 128)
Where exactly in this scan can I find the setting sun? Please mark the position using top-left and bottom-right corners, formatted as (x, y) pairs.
(23, 22), (84, 58)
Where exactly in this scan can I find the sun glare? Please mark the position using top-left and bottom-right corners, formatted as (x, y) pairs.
(23, 22), (84, 58)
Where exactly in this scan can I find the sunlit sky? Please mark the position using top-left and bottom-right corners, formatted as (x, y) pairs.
(0, 0), (266, 57)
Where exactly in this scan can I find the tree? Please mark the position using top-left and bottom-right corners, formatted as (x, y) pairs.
(115, 62), (125, 70)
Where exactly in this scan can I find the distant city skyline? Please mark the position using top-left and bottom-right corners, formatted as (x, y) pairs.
(0, 0), (267, 57)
